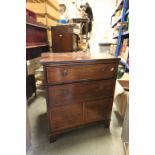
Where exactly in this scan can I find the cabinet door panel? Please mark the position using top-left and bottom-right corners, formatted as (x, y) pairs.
(48, 104), (83, 131)
(85, 98), (113, 123)
(51, 26), (73, 52)
(52, 29), (63, 52)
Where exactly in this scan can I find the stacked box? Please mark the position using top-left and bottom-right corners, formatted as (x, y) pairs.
(119, 39), (129, 62)
(123, 38), (129, 46)
(110, 44), (117, 56)
(115, 0), (119, 6)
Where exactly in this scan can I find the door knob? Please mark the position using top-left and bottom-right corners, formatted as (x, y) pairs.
(59, 34), (63, 37)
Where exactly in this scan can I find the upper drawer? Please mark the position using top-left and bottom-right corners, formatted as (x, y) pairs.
(46, 63), (118, 84)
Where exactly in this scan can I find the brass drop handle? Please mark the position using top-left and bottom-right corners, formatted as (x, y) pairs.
(59, 34), (63, 37)
(63, 69), (68, 76)
(110, 67), (115, 72)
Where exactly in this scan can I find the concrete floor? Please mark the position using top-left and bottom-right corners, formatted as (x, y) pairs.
(27, 89), (125, 155)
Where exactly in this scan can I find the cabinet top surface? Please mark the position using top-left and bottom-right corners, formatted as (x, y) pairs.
(40, 51), (120, 64)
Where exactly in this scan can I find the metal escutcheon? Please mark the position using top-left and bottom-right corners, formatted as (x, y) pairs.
(63, 69), (68, 76)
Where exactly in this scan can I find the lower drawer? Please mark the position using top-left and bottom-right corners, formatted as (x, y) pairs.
(48, 79), (115, 107)
(48, 104), (83, 131)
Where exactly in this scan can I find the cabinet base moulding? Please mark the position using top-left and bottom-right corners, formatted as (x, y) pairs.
(49, 119), (111, 143)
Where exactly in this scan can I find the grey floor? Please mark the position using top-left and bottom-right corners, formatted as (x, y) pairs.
(27, 89), (125, 155)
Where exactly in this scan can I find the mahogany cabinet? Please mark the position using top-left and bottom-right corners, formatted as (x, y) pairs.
(41, 52), (120, 142)
(51, 25), (74, 53)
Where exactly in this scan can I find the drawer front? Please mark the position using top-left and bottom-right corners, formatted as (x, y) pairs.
(46, 63), (117, 84)
(84, 98), (113, 123)
(48, 79), (115, 107)
(48, 104), (83, 131)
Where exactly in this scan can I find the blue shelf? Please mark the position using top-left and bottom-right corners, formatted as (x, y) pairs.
(112, 0), (124, 17)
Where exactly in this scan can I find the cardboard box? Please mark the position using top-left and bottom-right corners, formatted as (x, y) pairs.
(120, 45), (129, 62)
(123, 38), (129, 46)
(126, 144), (129, 155)
(115, 91), (129, 118)
(117, 9), (122, 17)
(110, 44), (116, 55)
(114, 76), (129, 118)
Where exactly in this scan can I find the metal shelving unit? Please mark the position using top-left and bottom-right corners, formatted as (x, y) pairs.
(111, 0), (129, 71)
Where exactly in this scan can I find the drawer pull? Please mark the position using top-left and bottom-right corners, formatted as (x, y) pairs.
(110, 67), (114, 72)
(63, 69), (68, 76)
(59, 34), (63, 37)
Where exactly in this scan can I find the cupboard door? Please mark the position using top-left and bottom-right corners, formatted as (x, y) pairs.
(51, 26), (73, 53)
(84, 98), (113, 123)
(61, 27), (73, 52)
(52, 28), (63, 52)
(48, 104), (83, 131)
